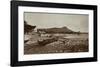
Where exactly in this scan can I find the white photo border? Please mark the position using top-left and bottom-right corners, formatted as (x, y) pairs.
(18, 6), (94, 61)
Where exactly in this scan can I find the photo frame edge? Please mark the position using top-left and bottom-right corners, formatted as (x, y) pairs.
(10, 1), (97, 66)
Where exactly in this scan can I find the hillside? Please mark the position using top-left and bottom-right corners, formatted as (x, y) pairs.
(37, 26), (74, 33)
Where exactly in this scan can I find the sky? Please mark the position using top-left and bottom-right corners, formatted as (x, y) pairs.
(24, 12), (89, 32)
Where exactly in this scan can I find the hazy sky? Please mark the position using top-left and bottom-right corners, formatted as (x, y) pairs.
(24, 12), (89, 32)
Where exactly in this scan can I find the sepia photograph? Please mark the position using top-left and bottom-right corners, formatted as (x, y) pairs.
(24, 12), (89, 54)
(11, 1), (97, 66)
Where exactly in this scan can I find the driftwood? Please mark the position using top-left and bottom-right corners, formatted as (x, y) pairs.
(24, 40), (29, 43)
(37, 37), (58, 46)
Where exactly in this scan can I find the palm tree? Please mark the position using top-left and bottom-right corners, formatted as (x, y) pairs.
(24, 21), (36, 34)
